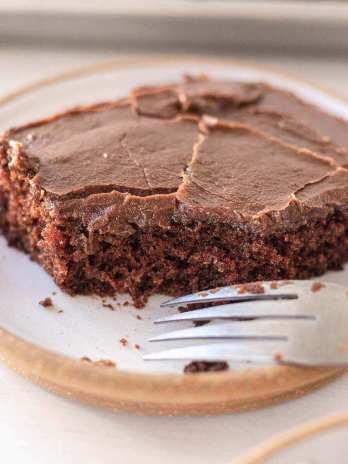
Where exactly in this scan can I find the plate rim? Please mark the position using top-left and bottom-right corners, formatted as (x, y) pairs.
(234, 411), (348, 463)
(0, 54), (345, 416)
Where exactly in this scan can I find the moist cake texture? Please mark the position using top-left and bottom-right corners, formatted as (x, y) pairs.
(1, 75), (348, 307)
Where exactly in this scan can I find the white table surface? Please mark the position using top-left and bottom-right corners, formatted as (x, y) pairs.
(1, 47), (348, 464)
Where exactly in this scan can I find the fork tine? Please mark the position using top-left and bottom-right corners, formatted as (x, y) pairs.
(154, 301), (315, 324)
(160, 285), (297, 307)
(143, 341), (283, 362)
(148, 319), (304, 342)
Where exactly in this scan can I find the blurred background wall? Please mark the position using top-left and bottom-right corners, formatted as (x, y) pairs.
(1, 1), (348, 56)
(0, 1), (347, 99)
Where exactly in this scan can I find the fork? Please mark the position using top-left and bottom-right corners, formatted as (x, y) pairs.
(143, 280), (348, 367)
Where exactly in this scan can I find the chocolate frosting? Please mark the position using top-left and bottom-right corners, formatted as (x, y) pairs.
(132, 75), (262, 119)
(3, 75), (348, 238)
(132, 75), (348, 163)
(14, 104), (198, 197)
(177, 122), (336, 216)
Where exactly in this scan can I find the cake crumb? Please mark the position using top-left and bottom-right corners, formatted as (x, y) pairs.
(209, 287), (221, 294)
(184, 361), (229, 374)
(39, 297), (53, 308)
(80, 356), (116, 368)
(95, 359), (116, 368)
(102, 302), (114, 310)
(236, 282), (265, 294)
(271, 280), (293, 289)
(311, 282), (325, 293)
(134, 344), (141, 350)
(123, 301), (130, 307)
(178, 304), (210, 326)
(120, 337), (128, 347)
(136, 314), (142, 320)
(39, 297), (63, 313)
(198, 291), (209, 297)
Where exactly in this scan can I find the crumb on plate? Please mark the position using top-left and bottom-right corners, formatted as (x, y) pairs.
(39, 297), (53, 308)
(184, 361), (229, 374)
(80, 356), (116, 368)
(311, 281), (325, 293)
(120, 337), (128, 347)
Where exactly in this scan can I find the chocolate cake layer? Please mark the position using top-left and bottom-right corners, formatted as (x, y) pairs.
(1, 75), (348, 306)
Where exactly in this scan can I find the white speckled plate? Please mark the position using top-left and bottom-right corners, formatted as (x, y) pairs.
(0, 56), (346, 415)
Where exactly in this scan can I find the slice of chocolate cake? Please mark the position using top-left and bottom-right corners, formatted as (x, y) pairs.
(1, 76), (348, 307)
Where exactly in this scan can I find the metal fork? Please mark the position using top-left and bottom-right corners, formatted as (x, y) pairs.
(143, 280), (348, 367)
